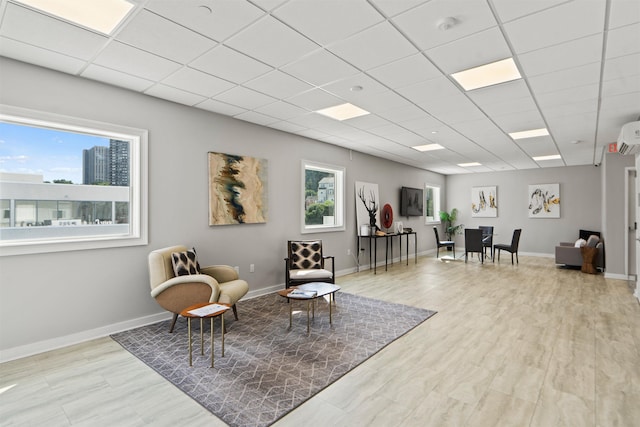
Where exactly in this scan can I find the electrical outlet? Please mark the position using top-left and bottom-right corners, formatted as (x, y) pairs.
(347, 249), (351, 255)
(249, 263), (255, 273)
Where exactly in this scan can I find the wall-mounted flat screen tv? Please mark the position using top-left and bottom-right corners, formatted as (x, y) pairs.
(400, 186), (423, 216)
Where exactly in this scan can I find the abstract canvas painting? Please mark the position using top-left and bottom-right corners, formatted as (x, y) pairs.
(208, 152), (267, 225)
(471, 186), (497, 217)
(528, 183), (560, 218)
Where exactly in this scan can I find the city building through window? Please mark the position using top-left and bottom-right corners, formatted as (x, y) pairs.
(0, 106), (148, 256)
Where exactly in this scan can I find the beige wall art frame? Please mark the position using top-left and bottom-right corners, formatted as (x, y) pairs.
(208, 152), (268, 225)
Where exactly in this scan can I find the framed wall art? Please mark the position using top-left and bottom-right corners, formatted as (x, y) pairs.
(471, 186), (497, 217)
(528, 183), (560, 218)
(208, 152), (268, 225)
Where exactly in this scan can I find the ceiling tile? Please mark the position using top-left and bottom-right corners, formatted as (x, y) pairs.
(0, 3), (107, 60)
(215, 86), (277, 109)
(328, 21), (418, 70)
(234, 110), (280, 126)
(93, 41), (182, 81)
(286, 88), (345, 111)
(491, 0), (567, 23)
(81, 64), (154, 92)
(504, 1), (606, 54)
(281, 49), (359, 86)
(273, 0), (383, 46)
(536, 83), (600, 108)
(244, 70), (314, 99)
(161, 67), (235, 97)
(602, 75), (640, 98)
(603, 53), (640, 81)
(254, 101), (309, 120)
(392, 0), (497, 51)
(425, 27), (512, 74)
(190, 45), (272, 83)
(518, 34), (603, 77)
(492, 110), (545, 134)
(528, 62), (601, 94)
(0, 36), (85, 74)
(225, 16), (319, 67)
(606, 23), (640, 58)
(368, 54), (441, 89)
(146, 0), (265, 42)
(267, 121), (307, 134)
(144, 84), (208, 106)
(196, 98), (247, 116)
(370, 0), (427, 18)
(116, 9), (216, 64)
(608, 0), (640, 29)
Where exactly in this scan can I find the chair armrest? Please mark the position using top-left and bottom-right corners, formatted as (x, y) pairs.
(150, 274), (220, 299)
(200, 265), (238, 283)
(323, 255), (335, 275)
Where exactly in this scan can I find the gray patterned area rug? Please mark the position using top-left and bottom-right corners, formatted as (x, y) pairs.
(111, 292), (436, 427)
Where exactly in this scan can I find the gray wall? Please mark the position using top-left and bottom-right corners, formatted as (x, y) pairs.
(445, 165), (603, 255)
(0, 58), (443, 354)
(602, 151), (635, 274)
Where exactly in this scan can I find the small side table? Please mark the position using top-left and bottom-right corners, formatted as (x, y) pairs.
(180, 302), (230, 368)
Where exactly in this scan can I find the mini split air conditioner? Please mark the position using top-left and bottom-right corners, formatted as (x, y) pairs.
(617, 118), (640, 155)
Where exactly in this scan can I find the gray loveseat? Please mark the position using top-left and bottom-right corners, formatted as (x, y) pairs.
(555, 232), (605, 271)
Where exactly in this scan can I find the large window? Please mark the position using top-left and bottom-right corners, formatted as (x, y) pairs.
(301, 160), (345, 233)
(425, 183), (441, 224)
(0, 105), (148, 256)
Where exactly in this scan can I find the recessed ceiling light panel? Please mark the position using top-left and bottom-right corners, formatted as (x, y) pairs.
(451, 58), (521, 91)
(509, 128), (549, 140)
(316, 103), (370, 121)
(412, 144), (444, 152)
(532, 154), (562, 161)
(16, 0), (134, 34)
(458, 162), (482, 167)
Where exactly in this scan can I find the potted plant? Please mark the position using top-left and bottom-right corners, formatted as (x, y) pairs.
(439, 208), (464, 241)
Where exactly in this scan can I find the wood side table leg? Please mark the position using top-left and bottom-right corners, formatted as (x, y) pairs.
(307, 300), (311, 334)
(200, 318), (204, 355)
(187, 318), (192, 367)
(221, 313), (225, 358)
(210, 317), (214, 368)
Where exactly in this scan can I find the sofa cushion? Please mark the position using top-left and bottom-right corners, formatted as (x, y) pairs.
(574, 238), (586, 247)
(586, 235), (599, 247)
(171, 247), (201, 276)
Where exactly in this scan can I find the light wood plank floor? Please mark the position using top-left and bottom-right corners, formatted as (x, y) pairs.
(2, 254), (639, 426)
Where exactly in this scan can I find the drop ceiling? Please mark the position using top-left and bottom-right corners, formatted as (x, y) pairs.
(0, 0), (638, 174)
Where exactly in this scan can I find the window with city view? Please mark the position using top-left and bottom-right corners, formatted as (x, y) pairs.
(0, 106), (147, 255)
(302, 160), (344, 233)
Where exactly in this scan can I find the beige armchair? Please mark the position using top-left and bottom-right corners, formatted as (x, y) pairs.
(148, 245), (249, 332)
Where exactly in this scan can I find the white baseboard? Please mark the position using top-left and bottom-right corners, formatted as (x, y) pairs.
(604, 272), (629, 280)
(0, 312), (169, 363)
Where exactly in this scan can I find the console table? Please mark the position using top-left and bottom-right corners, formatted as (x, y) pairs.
(357, 231), (417, 274)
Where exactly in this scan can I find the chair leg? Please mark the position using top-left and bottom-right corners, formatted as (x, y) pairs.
(232, 304), (239, 321)
(169, 313), (179, 333)
(436, 246), (439, 258)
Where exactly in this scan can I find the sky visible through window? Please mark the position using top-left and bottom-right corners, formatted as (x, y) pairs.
(0, 121), (109, 184)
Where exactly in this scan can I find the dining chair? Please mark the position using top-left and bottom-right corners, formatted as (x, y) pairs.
(464, 228), (484, 263)
(479, 225), (494, 259)
(493, 229), (522, 264)
(433, 226), (455, 258)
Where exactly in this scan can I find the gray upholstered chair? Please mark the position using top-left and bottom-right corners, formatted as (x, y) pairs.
(148, 245), (249, 332)
(285, 240), (334, 288)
